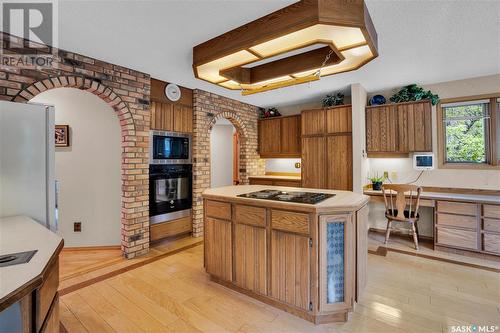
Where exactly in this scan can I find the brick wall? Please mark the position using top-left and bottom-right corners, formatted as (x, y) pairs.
(0, 32), (150, 258)
(192, 89), (265, 236)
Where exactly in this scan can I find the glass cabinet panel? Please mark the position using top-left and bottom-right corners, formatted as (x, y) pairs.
(319, 214), (352, 312)
(326, 222), (345, 304)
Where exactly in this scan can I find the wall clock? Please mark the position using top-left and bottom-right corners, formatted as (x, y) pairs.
(165, 83), (181, 102)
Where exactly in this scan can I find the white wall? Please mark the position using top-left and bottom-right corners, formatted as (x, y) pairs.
(210, 120), (235, 188)
(31, 88), (122, 247)
(265, 158), (301, 174)
(351, 83), (369, 193)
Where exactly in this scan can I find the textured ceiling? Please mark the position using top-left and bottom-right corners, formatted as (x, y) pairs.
(57, 0), (500, 108)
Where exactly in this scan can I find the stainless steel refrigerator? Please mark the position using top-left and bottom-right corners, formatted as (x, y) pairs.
(0, 101), (56, 231)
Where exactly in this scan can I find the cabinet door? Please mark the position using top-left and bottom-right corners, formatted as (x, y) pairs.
(301, 137), (326, 189)
(319, 214), (353, 312)
(234, 223), (267, 294)
(259, 118), (281, 155)
(270, 230), (310, 310)
(366, 105), (397, 153)
(205, 217), (232, 281)
(327, 135), (352, 191)
(301, 109), (325, 135)
(280, 116), (301, 155)
(151, 101), (174, 131)
(326, 106), (351, 134)
(355, 205), (368, 302)
(173, 104), (193, 133)
(405, 101), (432, 152)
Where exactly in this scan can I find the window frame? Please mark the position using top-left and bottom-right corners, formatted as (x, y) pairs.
(437, 93), (500, 170)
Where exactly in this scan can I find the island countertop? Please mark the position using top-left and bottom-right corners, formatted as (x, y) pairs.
(0, 216), (63, 311)
(203, 185), (369, 213)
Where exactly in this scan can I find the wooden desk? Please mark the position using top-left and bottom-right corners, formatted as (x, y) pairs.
(364, 189), (500, 257)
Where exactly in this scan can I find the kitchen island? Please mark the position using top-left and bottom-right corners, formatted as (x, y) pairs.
(202, 185), (369, 324)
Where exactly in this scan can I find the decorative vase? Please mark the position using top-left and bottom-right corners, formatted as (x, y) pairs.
(369, 95), (386, 106)
(372, 181), (383, 191)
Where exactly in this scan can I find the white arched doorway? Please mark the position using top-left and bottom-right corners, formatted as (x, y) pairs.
(210, 118), (240, 188)
(31, 88), (122, 247)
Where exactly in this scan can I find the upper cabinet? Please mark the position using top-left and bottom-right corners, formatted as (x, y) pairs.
(150, 78), (193, 133)
(301, 105), (353, 191)
(258, 115), (301, 158)
(366, 100), (432, 157)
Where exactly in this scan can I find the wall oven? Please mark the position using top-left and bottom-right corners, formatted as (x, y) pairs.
(149, 164), (192, 224)
(150, 130), (192, 164)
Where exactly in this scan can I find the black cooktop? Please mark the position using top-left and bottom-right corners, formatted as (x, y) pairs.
(237, 189), (335, 204)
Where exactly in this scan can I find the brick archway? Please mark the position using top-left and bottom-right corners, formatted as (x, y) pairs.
(12, 75), (149, 259)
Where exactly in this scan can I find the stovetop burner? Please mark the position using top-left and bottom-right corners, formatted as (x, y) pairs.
(237, 189), (335, 204)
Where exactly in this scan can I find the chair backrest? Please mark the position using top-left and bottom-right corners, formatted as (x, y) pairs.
(382, 184), (422, 220)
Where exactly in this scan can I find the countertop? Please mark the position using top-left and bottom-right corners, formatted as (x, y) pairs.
(0, 216), (63, 310)
(248, 175), (301, 180)
(203, 185), (369, 213)
(364, 189), (500, 205)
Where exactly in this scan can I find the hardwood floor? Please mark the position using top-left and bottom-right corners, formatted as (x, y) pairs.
(60, 244), (500, 333)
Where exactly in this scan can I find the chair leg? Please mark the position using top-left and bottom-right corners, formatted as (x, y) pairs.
(384, 220), (392, 245)
(411, 223), (419, 250)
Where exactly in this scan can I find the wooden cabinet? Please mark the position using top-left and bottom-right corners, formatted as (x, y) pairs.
(150, 216), (192, 241)
(301, 137), (327, 189)
(249, 177), (301, 187)
(234, 223), (267, 295)
(366, 100), (432, 157)
(205, 217), (232, 281)
(270, 230), (310, 310)
(150, 79), (193, 133)
(301, 105), (352, 190)
(435, 200), (480, 251)
(258, 115), (301, 157)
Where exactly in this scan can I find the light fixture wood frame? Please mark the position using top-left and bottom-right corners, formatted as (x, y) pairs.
(193, 0), (378, 93)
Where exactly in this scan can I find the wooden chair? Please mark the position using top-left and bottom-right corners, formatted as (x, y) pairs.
(382, 184), (423, 250)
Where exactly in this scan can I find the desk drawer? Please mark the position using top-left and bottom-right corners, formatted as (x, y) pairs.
(483, 233), (500, 254)
(271, 210), (309, 235)
(436, 227), (478, 250)
(484, 205), (500, 219)
(436, 213), (477, 230)
(436, 201), (477, 216)
(483, 218), (500, 233)
(206, 200), (232, 220)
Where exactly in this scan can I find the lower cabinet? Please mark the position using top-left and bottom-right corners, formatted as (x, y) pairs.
(205, 217), (232, 281)
(248, 178), (302, 187)
(234, 223), (267, 295)
(319, 214), (353, 312)
(270, 230), (310, 310)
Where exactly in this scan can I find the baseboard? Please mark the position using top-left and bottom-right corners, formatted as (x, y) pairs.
(62, 245), (121, 252)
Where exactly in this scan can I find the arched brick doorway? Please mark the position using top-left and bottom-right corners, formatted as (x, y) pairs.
(11, 75), (149, 258)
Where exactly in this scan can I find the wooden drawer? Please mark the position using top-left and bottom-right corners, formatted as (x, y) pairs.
(249, 178), (273, 185)
(484, 204), (500, 219)
(36, 259), (59, 332)
(483, 218), (500, 233)
(272, 180), (301, 187)
(235, 205), (266, 227)
(271, 210), (309, 235)
(206, 200), (231, 220)
(436, 213), (477, 230)
(483, 233), (500, 254)
(41, 294), (59, 333)
(436, 227), (478, 250)
(150, 216), (191, 241)
(437, 201), (477, 216)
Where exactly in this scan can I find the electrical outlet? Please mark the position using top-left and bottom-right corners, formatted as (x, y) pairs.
(74, 222), (81, 232)
(391, 171), (398, 180)
(294, 162), (301, 169)
(130, 234), (141, 242)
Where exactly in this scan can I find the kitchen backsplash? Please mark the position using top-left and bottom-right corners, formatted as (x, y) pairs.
(265, 158), (301, 174)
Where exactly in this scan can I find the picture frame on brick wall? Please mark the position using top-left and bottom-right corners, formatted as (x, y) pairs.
(55, 125), (70, 147)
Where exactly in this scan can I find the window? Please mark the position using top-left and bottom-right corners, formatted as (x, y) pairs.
(442, 100), (489, 163)
(438, 95), (500, 168)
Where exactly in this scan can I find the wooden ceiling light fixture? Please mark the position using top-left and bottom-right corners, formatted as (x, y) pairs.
(193, 0), (378, 95)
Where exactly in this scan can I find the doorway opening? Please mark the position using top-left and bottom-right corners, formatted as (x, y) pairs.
(210, 118), (240, 187)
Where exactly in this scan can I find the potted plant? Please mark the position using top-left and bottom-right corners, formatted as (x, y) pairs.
(389, 84), (439, 105)
(368, 174), (386, 191)
(322, 92), (344, 108)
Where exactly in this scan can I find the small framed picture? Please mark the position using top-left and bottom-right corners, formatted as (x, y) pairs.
(55, 125), (70, 147)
